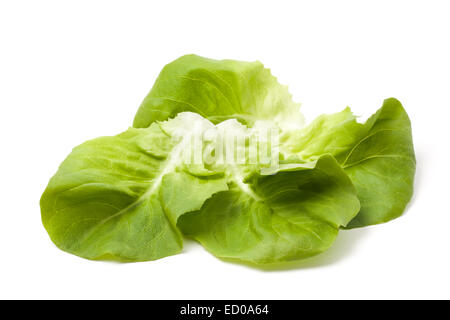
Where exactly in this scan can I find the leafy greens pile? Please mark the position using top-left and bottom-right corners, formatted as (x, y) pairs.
(41, 55), (415, 265)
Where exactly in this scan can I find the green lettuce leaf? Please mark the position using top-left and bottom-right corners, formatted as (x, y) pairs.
(40, 113), (228, 261)
(42, 53), (416, 265)
(280, 107), (364, 163)
(133, 54), (304, 129)
(178, 155), (360, 264)
(341, 98), (416, 228)
(42, 110), (362, 264)
(132, 55), (415, 228)
(281, 98), (416, 228)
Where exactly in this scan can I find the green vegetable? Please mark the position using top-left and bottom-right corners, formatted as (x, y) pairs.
(42, 112), (358, 263)
(281, 98), (415, 228)
(41, 113), (228, 261)
(341, 99), (416, 227)
(133, 54), (304, 129)
(179, 155), (360, 264)
(41, 54), (416, 265)
(133, 55), (415, 228)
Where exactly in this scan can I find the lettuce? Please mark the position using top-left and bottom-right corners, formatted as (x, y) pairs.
(134, 55), (415, 229)
(133, 54), (305, 129)
(281, 98), (415, 228)
(179, 155), (359, 264)
(41, 114), (229, 261)
(41, 55), (415, 265)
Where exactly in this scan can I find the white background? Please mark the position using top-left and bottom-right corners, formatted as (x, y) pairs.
(0, 0), (449, 299)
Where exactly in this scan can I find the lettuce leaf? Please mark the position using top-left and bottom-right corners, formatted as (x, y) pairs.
(41, 113), (228, 261)
(41, 55), (416, 265)
(280, 107), (364, 163)
(341, 99), (416, 227)
(42, 112), (360, 263)
(132, 55), (415, 228)
(281, 98), (415, 227)
(179, 155), (360, 264)
(133, 54), (304, 129)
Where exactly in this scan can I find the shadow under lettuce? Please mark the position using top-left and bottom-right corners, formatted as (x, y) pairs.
(183, 227), (370, 272)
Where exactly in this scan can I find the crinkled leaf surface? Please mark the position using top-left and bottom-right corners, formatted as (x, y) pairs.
(40, 113), (228, 261)
(178, 155), (360, 264)
(133, 54), (304, 129)
(280, 107), (364, 163)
